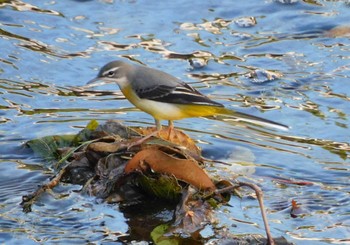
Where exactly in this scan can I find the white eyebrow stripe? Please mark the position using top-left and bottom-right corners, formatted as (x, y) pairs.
(102, 66), (120, 76)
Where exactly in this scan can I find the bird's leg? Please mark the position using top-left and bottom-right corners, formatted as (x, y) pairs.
(156, 119), (162, 131)
(126, 119), (161, 150)
(167, 120), (174, 139)
(139, 118), (161, 140)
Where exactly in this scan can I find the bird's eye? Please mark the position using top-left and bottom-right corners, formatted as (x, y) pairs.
(107, 71), (115, 77)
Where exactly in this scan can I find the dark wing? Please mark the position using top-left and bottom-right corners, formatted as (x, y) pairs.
(131, 64), (223, 107)
(135, 82), (223, 107)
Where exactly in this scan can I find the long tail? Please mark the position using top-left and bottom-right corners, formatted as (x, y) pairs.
(215, 107), (289, 131)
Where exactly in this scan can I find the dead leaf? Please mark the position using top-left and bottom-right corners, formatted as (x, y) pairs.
(290, 199), (309, 218)
(88, 141), (124, 153)
(125, 148), (216, 191)
(134, 127), (201, 158)
(291, 199), (299, 209)
(171, 187), (214, 236)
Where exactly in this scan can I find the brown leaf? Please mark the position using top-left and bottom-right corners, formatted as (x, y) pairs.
(134, 127), (201, 158)
(88, 141), (123, 152)
(125, 148), (216, 191)
(290, 199), (309, 218)
(291, 199), (299, 209)
(171, 187), (214, 235)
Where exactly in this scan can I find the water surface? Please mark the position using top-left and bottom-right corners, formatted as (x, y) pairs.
(1, 0), (349, 244)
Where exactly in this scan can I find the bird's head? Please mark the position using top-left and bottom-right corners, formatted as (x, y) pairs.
(87, 60), (133, 88)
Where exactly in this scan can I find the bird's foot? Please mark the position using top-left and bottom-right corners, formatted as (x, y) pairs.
(167, 126), (173, 140)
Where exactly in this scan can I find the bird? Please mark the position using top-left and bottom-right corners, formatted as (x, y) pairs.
(87, 60), (288, 132)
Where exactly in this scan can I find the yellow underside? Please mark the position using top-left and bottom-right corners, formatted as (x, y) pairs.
(120, 85), (287, 130)
(121, 85), (227, 121)
(171, 104), (224, 119)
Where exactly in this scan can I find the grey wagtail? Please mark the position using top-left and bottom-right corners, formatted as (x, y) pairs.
(87, 60), (288, 131)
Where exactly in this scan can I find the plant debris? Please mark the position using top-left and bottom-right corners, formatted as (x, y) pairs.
(22, 120), (286, 244)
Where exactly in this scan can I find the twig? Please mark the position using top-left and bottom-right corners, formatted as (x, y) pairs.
(215, 180), (275, 245)
(21, 165), (68, 213)
(21, 140), (92, 213)
(55, 140), (96, 169)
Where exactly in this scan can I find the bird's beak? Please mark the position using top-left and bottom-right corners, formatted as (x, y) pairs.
(87, 77), (100, 85)
(85, 77), (111, 88)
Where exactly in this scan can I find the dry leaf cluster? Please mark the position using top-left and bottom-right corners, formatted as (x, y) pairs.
(23, 120), (278, 244)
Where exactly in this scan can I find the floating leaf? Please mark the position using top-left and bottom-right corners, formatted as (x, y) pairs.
(26, 120), (104, 164)
(26, 134), (77, 162)
(151, 224), (179, 245)
(290, 199), (309, 218)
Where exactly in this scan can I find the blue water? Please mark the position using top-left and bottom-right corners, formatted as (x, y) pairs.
(1, 0), (349, 244)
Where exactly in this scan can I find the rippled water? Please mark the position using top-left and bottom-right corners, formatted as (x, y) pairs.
(1, 0), (349, 244)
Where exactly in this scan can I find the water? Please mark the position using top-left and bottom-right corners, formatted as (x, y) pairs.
(1, 0), (349, 244)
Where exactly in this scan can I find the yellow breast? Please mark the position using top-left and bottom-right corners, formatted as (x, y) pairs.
(120, 84), (220, 121)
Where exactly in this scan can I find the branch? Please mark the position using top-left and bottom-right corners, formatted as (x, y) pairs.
(21, 166), (67, 213)
(215, 180), (275, 245)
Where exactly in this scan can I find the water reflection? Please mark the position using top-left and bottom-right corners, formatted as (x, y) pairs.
(1, 0), (349, 244)
(0, 0), (62, 15)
